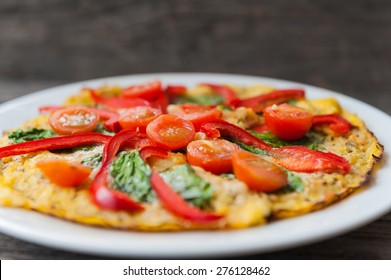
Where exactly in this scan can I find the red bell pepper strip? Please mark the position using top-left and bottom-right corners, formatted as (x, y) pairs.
(200, 120), (351, 174)
(139, 146), (222, 223)
(270, 146), (350, 174)
(200, 120), (273, 151)
(238, 89), (305, 113)
(250, 124), (269, 133)
(0, 133), (111, 158)
(39, 105), (121, 133)
(139, 146), (169, 161)
(90, 130), (144, 211)
(88, 89), (151, 109)
(312, 114), (351, 134)
(201, 83), (240, 107)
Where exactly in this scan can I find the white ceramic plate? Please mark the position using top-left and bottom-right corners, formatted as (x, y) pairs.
(0, 73), (390, 258)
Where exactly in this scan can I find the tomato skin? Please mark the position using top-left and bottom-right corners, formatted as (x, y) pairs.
(187, 139), (240, 174)
(49, 107), (99, 135)
(37, 159), (91, 187)
(118, 106), (162, 132)
(146, 115), (195, 150)
(232, 150), (288, 192)
(264, 103), (313, 141)
(171, 105), (222, 131)
(121, 80), (163, 100)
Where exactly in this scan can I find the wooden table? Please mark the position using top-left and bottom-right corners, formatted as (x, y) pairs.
(0, 79), (390, 260)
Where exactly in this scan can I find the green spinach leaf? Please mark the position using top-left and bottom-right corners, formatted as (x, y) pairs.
(175, 94), (224, 106)
(81, 153), (103, 168)
(249, 130), (324, 150)
(110, 150), (155, 203)
(8, 128), (57, 144)
(160, 164), (213, 208)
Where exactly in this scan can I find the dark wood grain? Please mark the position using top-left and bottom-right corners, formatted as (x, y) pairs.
(0, 0), (390, 260)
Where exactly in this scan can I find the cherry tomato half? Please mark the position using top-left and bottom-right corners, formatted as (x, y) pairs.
(121, 80), (163, 100)
(49, 107), (99, 135)
(37, 159), (91, 187)
(118, 106), (162, 132)
(264, 103), (313, 141)
(232, 150), (288, 192)
(146, 115), (195, 150)
(171, 105), (222, 131)
(187, 139), (240, 174)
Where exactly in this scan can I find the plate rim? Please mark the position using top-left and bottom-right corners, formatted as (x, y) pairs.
(0, 72), (390, 258)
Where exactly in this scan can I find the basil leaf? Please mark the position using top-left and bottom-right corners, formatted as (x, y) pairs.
(110, 150), (155, 203)
(8, 128), (57, 144)
(175, 94), (223, 106)
(231, 139), (269, 156)
(160, 164), (213, 208)
(274, 171), (304, 194)
(81, 153), (103, 168)
(249, 131), (325, 151)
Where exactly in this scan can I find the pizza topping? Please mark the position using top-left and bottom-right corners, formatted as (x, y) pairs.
(89, 88), (151, 109)
(0, 133), (111, 158)
(200, 119), (273, 151)
(170, 104), (222, 131)
(49, 107), (99, 135)
(110, 150), (155, 203)
(37, 159), (91, 187)
(81, 153), (103, 168)
(232, 150), (288, 192)
(201, 83), (239, 107)
(238, 89), (305, 113)
(160, 164), (213, 208)
(165, 85), (187, 102)
(312, 114), (352, 134)
(8, 128), (57, 144)
(249, 130), (324, 150)
(146, 114), (195, 150)
(121, 80), (163, 100)
(90, 130), (144, 212)
(118, 106), (162, 132)
(269, 146), (351, 174)
(150, 170), (222, 223)
(264, 103), (313, 141)
(200, 120), (350, 174)
(186, 139), (240, 174)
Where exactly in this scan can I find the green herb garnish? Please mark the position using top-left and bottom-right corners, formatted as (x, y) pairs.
(8, 128), (57, 144)
(81, 153), (103, 168)
(274, 171), (304, 194)
(249, 131), (324, 150)
(175, 94), (224, 106)
(110, 150), (154, 203)
(160, 164), (213, 208)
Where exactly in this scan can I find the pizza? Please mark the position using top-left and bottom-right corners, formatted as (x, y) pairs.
(0, 80), (383, 230)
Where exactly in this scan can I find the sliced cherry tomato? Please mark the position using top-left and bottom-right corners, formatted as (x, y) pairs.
(232, 150), (287, 192)
(37, 159), (91, 187)
(312, 114), (351, 134)
(118, 106), (162, 132)
(49, 107), (99, 135)
(146, 115), (195, 150)
(121, 80), (163, 100)
(187, 139), (239, 174)
(264, 103), (313, 141)
(171, 105), (222, 131)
